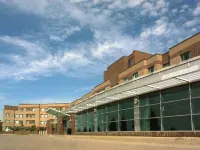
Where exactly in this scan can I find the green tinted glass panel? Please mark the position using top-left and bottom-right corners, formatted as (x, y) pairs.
(108, 111), (118, 122)
(148, 66), (154, 73)
(191, 82), (200, 98)
(120, 120), (135, 131)
(140, 118), (161, 131)
(139, 92), (160, 106)
(119, 108), (134, 120)
(163, 116), (191, 131)
(161, 84), (189, 102)
(97, 123), (106, 132)
(97, 114), (106, 123)
(88, 123), (94, 132)
(192, 98), (200, 114)
(162, 100), (190, 116)
(87, 111), (94, 125)
(76, 114), (82, 132)
(97, 105), (107, 114)
(180, 51), (190, 61)
(140, 104), (160, 119)
(107, 102), (118, 112)
(193, 115), (200, 130)
(132, 72), (138, 79)
(108, 121), (118, 131)
(119, 97), (134, 110)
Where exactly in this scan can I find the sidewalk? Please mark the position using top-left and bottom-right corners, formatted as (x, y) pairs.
(49, 134), (200, 146)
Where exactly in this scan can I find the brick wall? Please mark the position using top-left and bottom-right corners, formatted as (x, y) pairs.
(74, 131), (200, 137)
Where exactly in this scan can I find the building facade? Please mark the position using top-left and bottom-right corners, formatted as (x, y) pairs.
(55, 32), (200, 134)
(3, 103), (70, 131)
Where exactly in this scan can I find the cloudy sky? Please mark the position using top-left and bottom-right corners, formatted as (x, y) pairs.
(0, 0), (200, 120)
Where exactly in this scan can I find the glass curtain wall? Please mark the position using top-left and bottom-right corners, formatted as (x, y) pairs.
(191, 82), (200, 130)
(75, 109), (94, 132)
(161, 84), (191, 131)
(76, 82), (200, 132)
(97, 97), (134, 132)
(139, 92), (161, 131)
(139, 83), (200, 131)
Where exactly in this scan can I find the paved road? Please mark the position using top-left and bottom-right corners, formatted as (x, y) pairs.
(0, 134), (200, 150)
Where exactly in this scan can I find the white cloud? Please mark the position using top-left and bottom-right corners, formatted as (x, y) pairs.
(193, 2), (200, 16)
(0, 36), (45, 57)
(0, 0), (198, 82)
(49, 26), (81, 42)
(140, 0), (168, 16)
(140, 17), (172, 38)
(0, 35), (95, 80)
(184, 18), (200, 27)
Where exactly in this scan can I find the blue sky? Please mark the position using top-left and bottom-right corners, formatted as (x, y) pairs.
(0, 0), (200, 120)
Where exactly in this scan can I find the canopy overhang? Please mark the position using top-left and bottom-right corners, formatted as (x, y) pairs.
(64, 56), (200, 113)
(47, 108), (70, 118)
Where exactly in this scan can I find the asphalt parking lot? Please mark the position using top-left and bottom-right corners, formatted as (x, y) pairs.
(0, 134), (200, 150)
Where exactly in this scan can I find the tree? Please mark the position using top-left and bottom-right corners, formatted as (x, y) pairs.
(19, 120), (24, 131)
(0, 121), (2, 132)
(14, 126), (20, 131)
(30, 125), (37, 132)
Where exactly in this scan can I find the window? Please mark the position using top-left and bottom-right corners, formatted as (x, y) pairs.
(180, 51), (190, 61)
(163, 116), (191, 131)
(40, 121), (47, 125)
(140, 118), (161, 131)
(163, 63), (169, 68)
(27, 108), (36, 111)
(139, 92), (160, 106)
(162, 100), (190, 117)
(119, 108), (134, 120)
(26, 114), (35, 118)
(124, 77), (129, 82)
(5, 126), (11, 131)
(26, 120), (35, 124)
(5, 113), (10, 117)
(45, 114), (48, 118)
(128, 58), (134, 67)
(132, 72), (138, 79)
(19, 114), (23, 118)
(14, 114), (19, 118)
(40, 108), (44, 112)
(119, 97), (134, 110)
(40, 114), (44, 118)
(52, 115), (56, 118)
(5, 120), (10, 124)
(140, 104), (160, 119)
(19, 108), (23, 112)
(120, 120), (134, 131)
(14, 120), (19, 124)
(148, 66), (154, 73)
(193, 115), (200, 130)
(161, 84), (189, 102)
(139, 91), (161, 131)
(45, 108), (48, 112)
